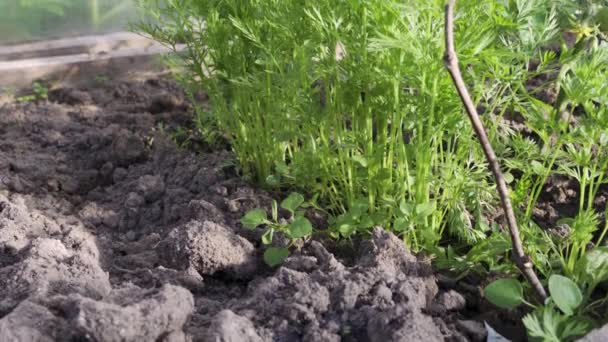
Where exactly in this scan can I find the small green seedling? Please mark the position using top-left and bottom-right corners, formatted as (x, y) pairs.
(17, 82), (48, 103)
(94, 75), (110, 84)
(330, 198), (376, 238)
(485, 275), (588, 341)
(241, 192), (313, 267)
(484, 245), (608, 342)
(485, 275), (583, 314)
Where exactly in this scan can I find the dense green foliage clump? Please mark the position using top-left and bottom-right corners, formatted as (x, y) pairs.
(139, 0), (608, 339)
(138, 0), (543, 249)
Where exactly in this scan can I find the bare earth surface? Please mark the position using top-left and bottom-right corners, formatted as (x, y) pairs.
(0, 75), (518, 341)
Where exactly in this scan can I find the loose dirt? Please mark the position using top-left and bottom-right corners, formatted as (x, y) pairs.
(0, 75), (517, 341)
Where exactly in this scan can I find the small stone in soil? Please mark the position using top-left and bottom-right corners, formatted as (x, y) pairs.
(112, 167), (128, 183)
(189, 199), (225, 223)
(203, 310), (263, 342)
(47, 179), (60, 192)
(456, 320), (487, 341)
(157, 220), (258, 279)
(112, 132), (146, 166)
(210, 185), (228, 196)
(136, 175), (165, 203)
(8, 176), (25, 193)
(99, 162), (114, 178)
(148, 92), (182, 114)
(53, 88), (93, 105)
(437, 290), (466, 311)
(226, 199), (240, 213)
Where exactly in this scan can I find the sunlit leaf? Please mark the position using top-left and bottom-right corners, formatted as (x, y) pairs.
(548, 275), (582, 316)
(281, 192), (305, 213)
(241, 209), (267, 229)
(484, 278), (524, 309)
(289, 217), (313, 239)
(264, 247), (289, 267)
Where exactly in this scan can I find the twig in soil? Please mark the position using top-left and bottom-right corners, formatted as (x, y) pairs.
(112, 264), (146, 274)
(443, 0), (547, 301)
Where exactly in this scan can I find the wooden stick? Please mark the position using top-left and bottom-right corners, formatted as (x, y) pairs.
(443, 0), (547, 301)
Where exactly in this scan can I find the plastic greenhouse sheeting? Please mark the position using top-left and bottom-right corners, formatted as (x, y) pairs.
(0, 0), (138, 44)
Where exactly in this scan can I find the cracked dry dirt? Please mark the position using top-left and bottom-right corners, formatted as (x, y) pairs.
(0, 76), (500, 342)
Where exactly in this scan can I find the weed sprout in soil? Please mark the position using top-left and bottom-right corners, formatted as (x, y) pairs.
(138, 0), (608, 340)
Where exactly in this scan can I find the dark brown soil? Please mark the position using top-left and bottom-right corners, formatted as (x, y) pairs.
(0, 75), (492, 341)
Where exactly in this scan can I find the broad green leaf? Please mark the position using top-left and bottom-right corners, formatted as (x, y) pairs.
(275, 162), (289, 175)
(264, 247), (289, 267)
(416, 202), (435, 218)
(338, 224), (355, 237)
(241, 209), (267, 229)
(350, 198), (369, 219)
(265, 175), (280, 187)
(359, 215), (375, 228)
(294, 209), (306, 219)
(281, 192), (305, 213)
(577, 247), (608, 285)
(261, 228), (274, 245)
(289, 217), (313, 239)
(352, 155), (368, 167)
(548, 275), (582, 316)
(531, 160), (545, 175)
(393, 217), (409, 232)
(335, 214), (356, 237)
(399, 200), (414, 216)
(484, 278), (524, 309)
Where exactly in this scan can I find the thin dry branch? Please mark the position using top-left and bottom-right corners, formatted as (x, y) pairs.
(443, 0), (547, 301)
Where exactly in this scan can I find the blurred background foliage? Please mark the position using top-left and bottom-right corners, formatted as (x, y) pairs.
(0, 0), (138, 44)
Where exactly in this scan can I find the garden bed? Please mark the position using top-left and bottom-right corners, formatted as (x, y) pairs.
(0, 73), (485, 341)
(0, 72), (533, 341)
(0, 68), (605, 341)
(2, 1), (608, 341)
